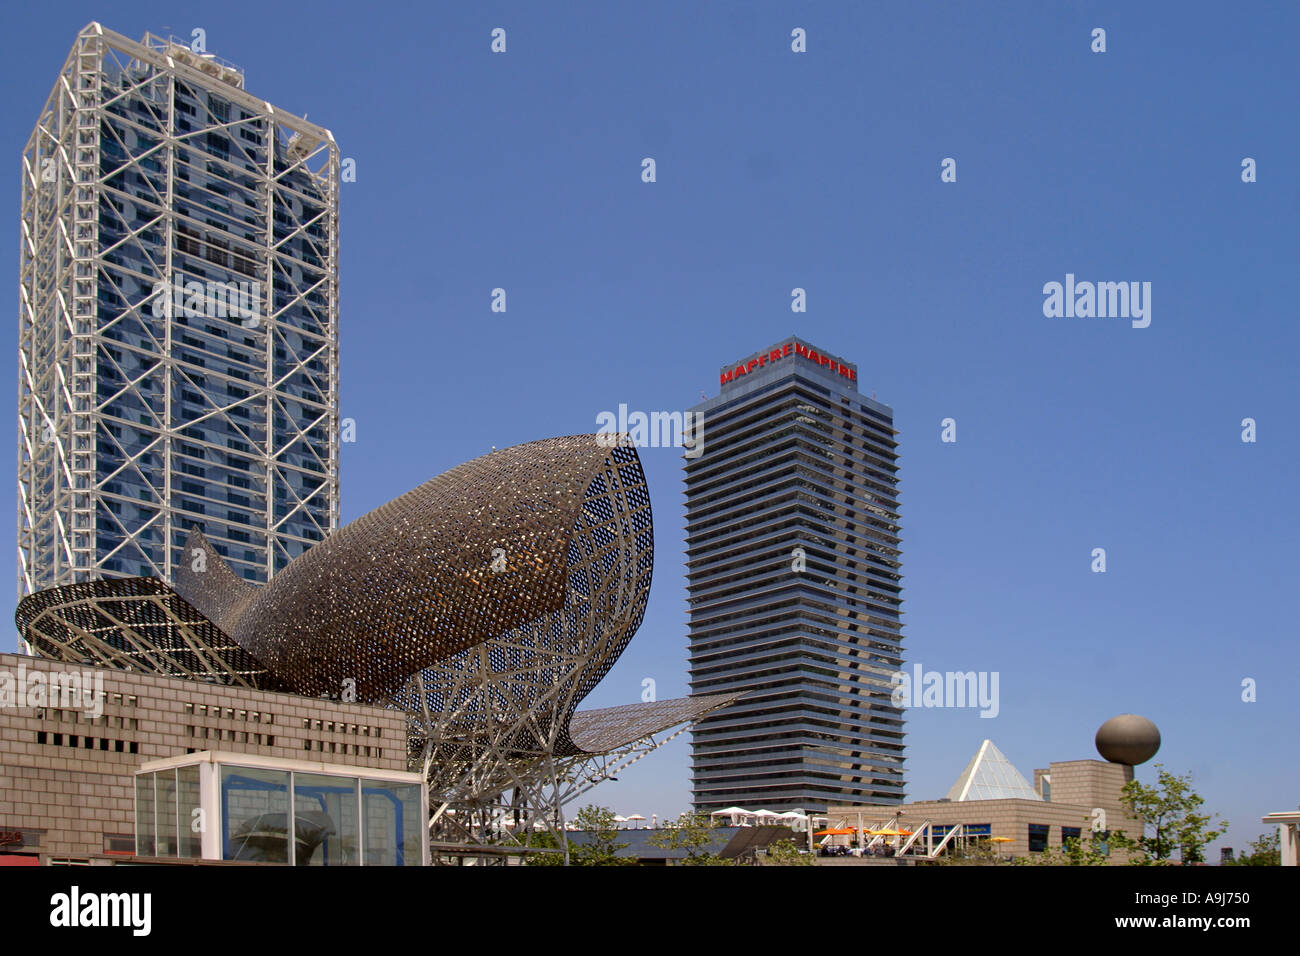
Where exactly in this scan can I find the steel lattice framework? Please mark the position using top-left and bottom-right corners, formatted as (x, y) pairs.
(14, 576), (279, 688)
(17, 436), (736, 860)
(17, 22), (339, 609)
(420, 693), (741, 861)
(424, 709), (736, 861)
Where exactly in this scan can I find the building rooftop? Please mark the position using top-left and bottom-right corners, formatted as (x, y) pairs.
(945, 740), (1042, 802)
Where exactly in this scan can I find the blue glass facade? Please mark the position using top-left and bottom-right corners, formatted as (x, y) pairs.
(19, 26), (338, 597)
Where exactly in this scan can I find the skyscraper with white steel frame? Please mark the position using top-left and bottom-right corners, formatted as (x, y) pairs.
(17, 23), (339, 610)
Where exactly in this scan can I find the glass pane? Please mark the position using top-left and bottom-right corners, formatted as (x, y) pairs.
(362, 780), (422, 866)
(178, 765), (203, 858)
(1028, 824), (1049, 853)
(395, 784), (422, 867)
(362, 783), (396, 866)
(134, 773), (156, 857)
(221, 765), (290, 863)
(293, 773), (359, 866)
(157, 769), (178, 857)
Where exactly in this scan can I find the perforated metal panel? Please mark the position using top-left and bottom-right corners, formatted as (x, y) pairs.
(399, 441), (654, 765)
(15, 576), (278, 688)
(567, 694), (741, 753)
(17, 436), (654, 733)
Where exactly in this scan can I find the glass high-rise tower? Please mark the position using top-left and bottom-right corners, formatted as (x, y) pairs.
(685, 337), (905, 812)
(18, 24), (339, 604)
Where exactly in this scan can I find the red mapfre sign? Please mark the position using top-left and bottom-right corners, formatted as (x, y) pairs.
(720, 341), (856, 387)
(0, 829), (23, 846)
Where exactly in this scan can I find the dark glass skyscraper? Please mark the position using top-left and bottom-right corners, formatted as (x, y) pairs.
(685, 337), (905, 812)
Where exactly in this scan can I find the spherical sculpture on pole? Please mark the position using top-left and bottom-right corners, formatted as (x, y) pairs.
(1095, 714), (1161, 765)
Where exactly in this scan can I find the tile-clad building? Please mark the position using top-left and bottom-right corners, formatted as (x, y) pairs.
(0, 653), (407, 864)
(686, 337), (905, 813)
(826, 749), (1144, 863)
(17, 23), (339, 605)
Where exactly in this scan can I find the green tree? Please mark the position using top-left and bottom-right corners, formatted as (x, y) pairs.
(934, 839), (1009, 866)
(524, 805), (631, 866)
(1112, 764), (1227, 864)
(649, 811), (733, 866)
(1013, 827), (1110, 866)
(762, 838), (815, 866)
(1229, 830), (1280, 866)
(525, 827), (566, 866)
(1058, 832), (1113, 865)
(570, 805), (632, 865)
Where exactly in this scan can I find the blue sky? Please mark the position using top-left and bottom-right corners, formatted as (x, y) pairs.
(5, 2), (1297, 855)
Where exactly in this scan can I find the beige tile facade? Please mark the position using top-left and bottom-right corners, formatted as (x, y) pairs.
(1038, 759), (1138, 844)
(1034, 759), (1138, 832)
(0, 653), (409, 863)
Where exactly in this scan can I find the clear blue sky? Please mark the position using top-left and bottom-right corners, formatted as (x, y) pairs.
(5, 2), (1297, 855)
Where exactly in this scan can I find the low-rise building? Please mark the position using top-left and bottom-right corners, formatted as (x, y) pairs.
(827, 739), (1144, 862)
(0, 652), (419, 865)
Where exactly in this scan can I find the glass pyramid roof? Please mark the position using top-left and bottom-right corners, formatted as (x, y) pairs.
(945, 740), (1042, 802)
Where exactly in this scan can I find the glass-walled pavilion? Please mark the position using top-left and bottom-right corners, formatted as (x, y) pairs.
(135, 751), (427, 866)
